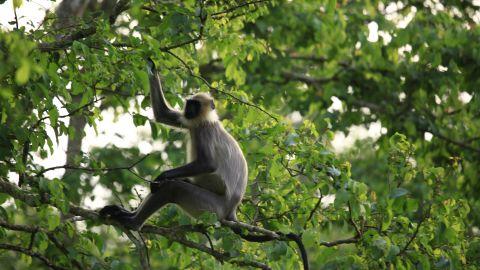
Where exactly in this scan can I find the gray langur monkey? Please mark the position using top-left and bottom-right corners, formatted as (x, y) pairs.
(99, 60), (248, 230)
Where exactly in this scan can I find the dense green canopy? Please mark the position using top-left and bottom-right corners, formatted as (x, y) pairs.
(0, 0), (479, 269)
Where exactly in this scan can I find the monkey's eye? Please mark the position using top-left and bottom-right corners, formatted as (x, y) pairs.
(210, 100), (215, 110)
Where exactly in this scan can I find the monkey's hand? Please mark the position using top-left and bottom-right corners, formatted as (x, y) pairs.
(99, 205), (134, 218)
(150, 172), (168, 192)
(150, 181), (162, 193)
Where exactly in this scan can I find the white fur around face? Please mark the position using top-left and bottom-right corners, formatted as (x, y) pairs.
(180, 110), (219, 128)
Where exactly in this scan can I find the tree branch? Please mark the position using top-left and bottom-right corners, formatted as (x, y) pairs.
(347, 201), (362, 237)
(319, 237), (358, 247)
(35, 154), (150, 177)
(141, 224), (271, 269)
(0, 175), (362, 269)
(211, 0), (270, 18)
(0, 243), (68, 270)
(124, 230), (150, 270)
(0, 219), (83, 269)
(0, 178), (269, 269)
(31, 96), (105, 131)
(399, 216), (426, 255)
(304, 195), (323, 229)
(220, 220), (309, 270)
(38, 0), (130, 52)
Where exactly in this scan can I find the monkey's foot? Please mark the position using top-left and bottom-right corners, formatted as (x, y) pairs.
(99, 205), (142, 231)
(99, 205), (134, 218)
(116, 215), (143, 231)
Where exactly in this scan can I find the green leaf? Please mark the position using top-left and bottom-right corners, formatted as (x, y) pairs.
(49, 107), (59, 128)
(13, 0), (22, 8)
(334, 189), (349, 208)
(47, 212), (61, 230)
(381, 202), (393, 231)
(133, 114), (148, 126)
(15, 59), (30, 85)
(326, 0), (336, 14)
(150, 120), (159, 139)
(135, 69), (149, 92)
(269, 241), (288, 260)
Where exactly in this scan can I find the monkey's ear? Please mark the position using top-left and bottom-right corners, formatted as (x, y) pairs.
(210, 100), (215, 110)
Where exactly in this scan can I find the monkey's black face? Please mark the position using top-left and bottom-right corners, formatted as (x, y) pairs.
(185, 99), (201, 119)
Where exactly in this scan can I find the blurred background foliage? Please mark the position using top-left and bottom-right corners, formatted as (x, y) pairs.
(0, 0), (479, 269)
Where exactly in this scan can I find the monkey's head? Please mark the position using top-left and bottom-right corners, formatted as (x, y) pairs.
(184, 93), (218, 123)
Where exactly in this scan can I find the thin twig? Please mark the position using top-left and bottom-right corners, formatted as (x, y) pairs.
(319, 237), (359, 247)
(399, 211), (429, 255)
(35, 154), (150, 177)
(31, 96), (105, 131)
(28, 229), (38, 250)
(211, 0), (270, 17)
(304, 195), (323, 229)
(159, 0), (206, 51)
(221, 220), (309, 270)
(124, 230), (150, 270)
(13, 6), (19, 29)
(347, 201), (362, 237)
(202, 231), (215, 253)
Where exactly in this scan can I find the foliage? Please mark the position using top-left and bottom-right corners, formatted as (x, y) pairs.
(0, 0), (478, 269)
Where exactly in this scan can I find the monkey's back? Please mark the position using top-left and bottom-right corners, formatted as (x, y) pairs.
(187, 122), (248, 207)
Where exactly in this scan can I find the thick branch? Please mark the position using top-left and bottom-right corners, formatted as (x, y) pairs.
(38, 0), (130, 52)
(0, 243), (67, 270)
(1, 176), (361, 269)
(221, 220), (281, 239)
(0, 219), (83, 269)
(430, 130), (480, 154)
(0, 179), (269, 269)
(38, 27), (96, 52)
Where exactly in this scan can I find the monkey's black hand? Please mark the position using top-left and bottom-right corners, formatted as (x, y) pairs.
(99, 205), (134, 218)
(150, 181), (163, 193)
(150, 172), (173, 192)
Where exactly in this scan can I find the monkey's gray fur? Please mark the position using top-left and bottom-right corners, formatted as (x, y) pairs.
(99, 60), (248, 230)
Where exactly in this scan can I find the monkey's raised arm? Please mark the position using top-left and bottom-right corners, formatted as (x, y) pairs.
(147, 59), (184, 128)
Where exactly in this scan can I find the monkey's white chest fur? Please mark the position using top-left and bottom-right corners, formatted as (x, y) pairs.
(186, 122), (247, 204)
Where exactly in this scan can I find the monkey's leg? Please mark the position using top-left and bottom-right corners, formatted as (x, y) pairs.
(150, 177), (191, 193)
(123, 180), (227, 230)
